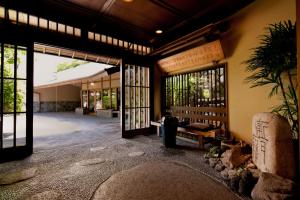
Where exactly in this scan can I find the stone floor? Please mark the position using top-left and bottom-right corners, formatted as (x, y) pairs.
(0, 113), (242, 200)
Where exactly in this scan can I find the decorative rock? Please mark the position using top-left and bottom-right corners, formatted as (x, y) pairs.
(92, 161), (240, 200)
(75, 158), (105, 166)
(90, 146), (106, 152)
(220, 168), (229, 180)
(251, 172), (295, 200)
(0, 168), (37, 185)
(26, 191), (61, 200)
(214, 161), (225, 172)
(252, 113), (296, 179)
(227, 169), (237, 179)
(229, 176), (240, 192)
(128, 151), (145, 157)
(249, 168), (260, 180)
(246, 162), (256, 169)
(209, 158), (218, 168)
(221, 146), (251, 169)
(238, 170), (255, 196)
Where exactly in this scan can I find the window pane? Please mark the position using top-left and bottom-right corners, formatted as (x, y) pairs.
(39, 18), (48, 29)
(125, 109), (130, 130)
(124, 41), (128, 49)
(130, 109), (135, 129)
(107, 36), (112, 44)
(101, 35), (107, 43)
(95, 33), (100, 41)
(18, 12), (28, 24)
(102, 89), (110, 109)
(3, 114), (14, 148)
(146, 108), (150, 127)
(146, 88), (150, 107)
(130, 66), (134, 86)
(49, 21), (57, 31)
(8, 9), (17, 22)
(17, 46), (27, 79)
(125, 65), (129, 86)
(17, 80), (26, 112)
(74, 28), (81, 37)
(135, 108), (140, 129)
(0, 6), (4, 19)
(140, 67), (145, 86)
(112, 89), (117, 110)
(3, 79), (14, 113)
(82, 91), (88, 108)
(135, 66), (140, 86)
(145, 67), (149, 87)
(119, 40), (123, 48)
(95, 91), (102, 110)
(89, 91), (95, 112)
(66, 26), (73, 35)
(125, 87), (129, 108)
(29, 15), (38, 26)
(135, 87), (140, 107)
(16, 113), (26, 146)
(113, 38), (118, 46)
(130, 87), (135, 108)
(4, 45), (15, 78)
(140, 108), (145, 128)
(58, 23), (65, 33)
(140, 87), (145, 107)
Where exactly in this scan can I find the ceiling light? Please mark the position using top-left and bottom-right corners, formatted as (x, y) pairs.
(123, 0), (134, 2)
(156, 29), (163, 34)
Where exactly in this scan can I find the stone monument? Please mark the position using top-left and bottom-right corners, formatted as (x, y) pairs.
(252, 113), (296, 179)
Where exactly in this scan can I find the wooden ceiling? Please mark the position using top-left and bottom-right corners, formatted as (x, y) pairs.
(1, 0), (254, 48)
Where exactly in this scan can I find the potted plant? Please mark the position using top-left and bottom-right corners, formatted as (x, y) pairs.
(244, 20), (298, 138)
(244, 20), (298, 173)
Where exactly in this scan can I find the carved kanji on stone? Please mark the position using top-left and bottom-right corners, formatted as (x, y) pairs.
(252, 113), (296, 179)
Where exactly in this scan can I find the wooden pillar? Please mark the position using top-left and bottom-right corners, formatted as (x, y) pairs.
(297, 0), (300, 176)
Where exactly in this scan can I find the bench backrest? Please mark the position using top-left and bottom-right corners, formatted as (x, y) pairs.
(170, 106), (228, 136)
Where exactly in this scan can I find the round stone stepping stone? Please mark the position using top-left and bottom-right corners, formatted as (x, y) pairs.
(128, 151), (145, 157)
(75, 158), (105, 166)
(90, 146), (106, 152)
(0, 168), (37, 185)
(26, 190), (61, 200)
(92, 161), (240, 200)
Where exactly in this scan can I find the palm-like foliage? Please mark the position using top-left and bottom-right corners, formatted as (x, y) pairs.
(244, 20), (298, 138)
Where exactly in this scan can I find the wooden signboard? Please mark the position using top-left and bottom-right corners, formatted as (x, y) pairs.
(158, 40), (224, 73)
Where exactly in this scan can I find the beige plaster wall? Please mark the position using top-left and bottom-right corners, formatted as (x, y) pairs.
(35, 85), (81, 102)
(221, 0), (296, 143)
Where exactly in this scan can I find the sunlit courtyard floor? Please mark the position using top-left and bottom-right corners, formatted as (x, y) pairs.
(0, 113), (243, 200)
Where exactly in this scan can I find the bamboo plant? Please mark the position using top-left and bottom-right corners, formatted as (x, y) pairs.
(244, 20), (298, 138)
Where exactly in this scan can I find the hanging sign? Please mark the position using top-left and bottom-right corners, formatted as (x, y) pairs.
(158, 40), (224, 73)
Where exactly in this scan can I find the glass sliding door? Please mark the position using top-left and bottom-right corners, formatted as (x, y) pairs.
(0, 42), (33, 162)
(121, 62), (150, 137)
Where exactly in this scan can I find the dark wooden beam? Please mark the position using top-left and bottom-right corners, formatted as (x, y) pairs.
(149, 0), (186, 18)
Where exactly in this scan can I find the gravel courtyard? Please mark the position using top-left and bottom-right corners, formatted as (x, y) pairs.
(0, 113), (241, 200)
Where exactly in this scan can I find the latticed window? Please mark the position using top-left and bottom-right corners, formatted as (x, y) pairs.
(162, 64), (227, 113)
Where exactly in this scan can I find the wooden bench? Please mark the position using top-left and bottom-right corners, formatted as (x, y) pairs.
(177, 127), (219, 149)
(170, 106), (228, 149)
